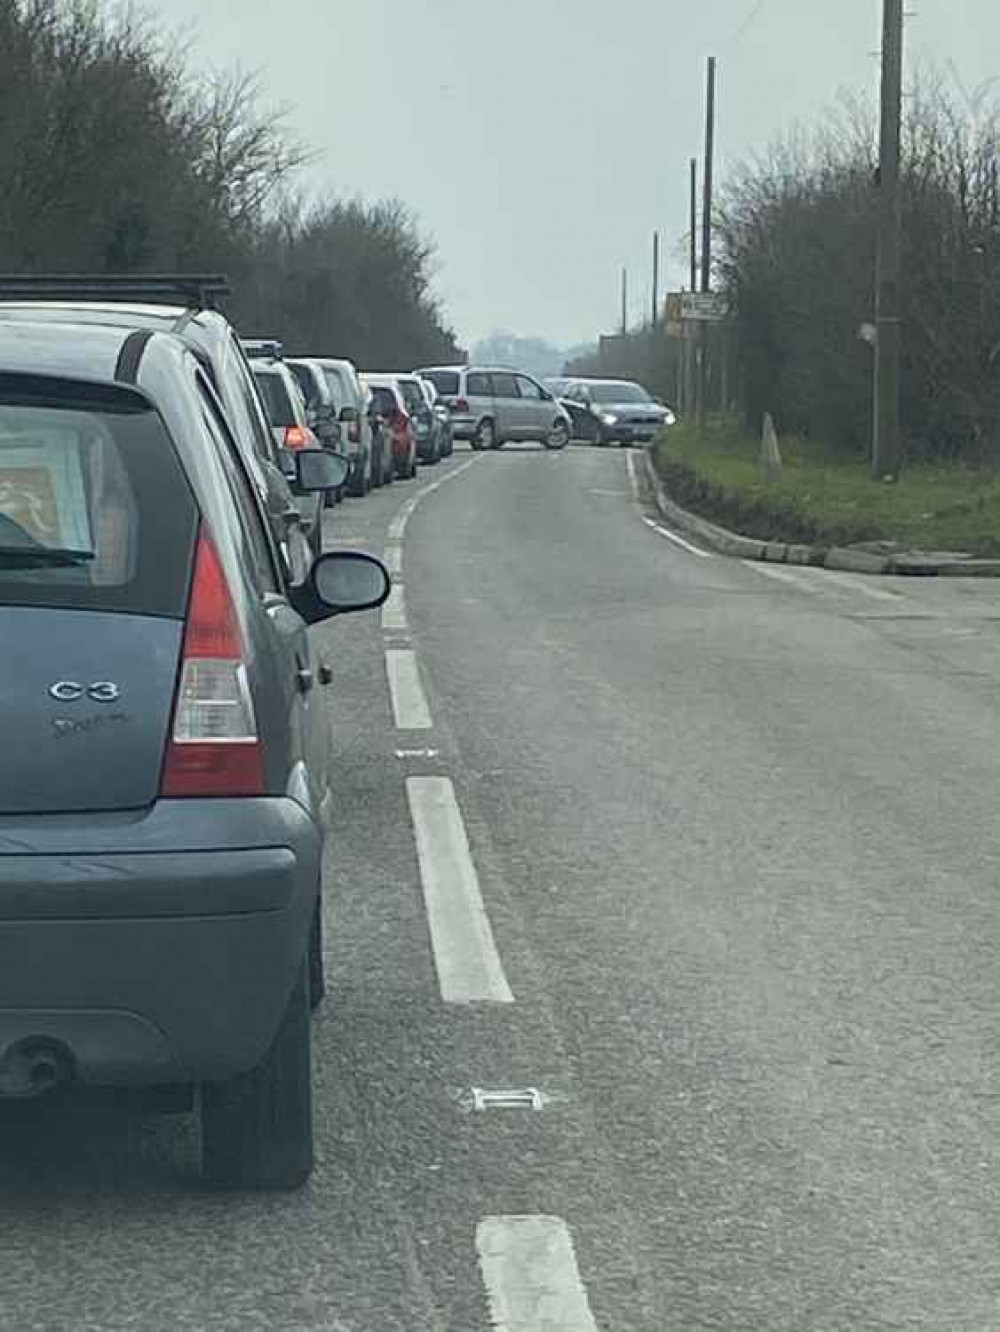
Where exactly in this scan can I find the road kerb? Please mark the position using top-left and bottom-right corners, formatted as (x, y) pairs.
(642, 452), (1000, 578)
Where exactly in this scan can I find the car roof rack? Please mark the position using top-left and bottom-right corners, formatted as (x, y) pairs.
(0, 274), (231, 311)
(241, 338), (283, 361)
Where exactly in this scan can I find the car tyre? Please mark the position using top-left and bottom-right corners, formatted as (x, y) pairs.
(348, 461), (366, 498)
(309, 899), (325, 1010)
(545, 420), (570, 450)
(201, 959), (313, 1192)
(474, 419), (495, 451)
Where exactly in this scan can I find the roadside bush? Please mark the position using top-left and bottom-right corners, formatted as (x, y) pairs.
(718, 81), (1000, 464)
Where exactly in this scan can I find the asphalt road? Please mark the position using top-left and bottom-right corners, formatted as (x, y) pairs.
(3, 443), (1000, 1330)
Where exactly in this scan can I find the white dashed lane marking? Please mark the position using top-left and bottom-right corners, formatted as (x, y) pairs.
(406, 777), (513, 1004)
(383, 545), (403, 576)
(476, 1216), (599, 1332)
(381, 585), (407, 632)
(386, 650), (433, 730)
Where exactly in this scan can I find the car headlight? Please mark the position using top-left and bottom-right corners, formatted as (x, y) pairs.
(663, 410), (677, 426)
(601, 413), (619, 426)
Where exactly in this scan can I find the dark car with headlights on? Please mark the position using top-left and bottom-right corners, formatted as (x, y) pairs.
(0, 317), (389, 1191)
(562, 378), (676, 446)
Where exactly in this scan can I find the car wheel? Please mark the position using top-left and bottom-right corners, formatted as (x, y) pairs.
(309, 899), (325, 1010)
(474, 419), (495, 451)
(348, 461), (366, 498)
(201, 959), (313, 1191)
(545, 420), (570, 450)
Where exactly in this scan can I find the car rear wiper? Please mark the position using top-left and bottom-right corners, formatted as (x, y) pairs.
(0, 545), (95, 568)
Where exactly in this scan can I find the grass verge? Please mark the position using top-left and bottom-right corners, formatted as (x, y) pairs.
(652, 419), (1000, 555)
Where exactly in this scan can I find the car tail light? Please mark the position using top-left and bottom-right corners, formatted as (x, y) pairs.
(284, 425), (309, 450)
(453, 398), (470, 414)
(162, 531), (265, 798)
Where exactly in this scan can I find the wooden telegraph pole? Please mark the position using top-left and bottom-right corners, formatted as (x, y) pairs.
(873, 0), (904, 476)
(689, 158), (698, 293)
(652, 230), (660, 328)
(697, 57), (717, 427)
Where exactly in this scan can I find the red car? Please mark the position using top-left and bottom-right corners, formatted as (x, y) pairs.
(362, 376), (417, 480)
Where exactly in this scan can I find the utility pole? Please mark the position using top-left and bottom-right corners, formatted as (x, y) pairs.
(685, 158), (698, 416)
(621, 265), (628, 336)
(873, 0), (904, 476)
(701, 58), (716, 296)
(652, 230), (660, 328)
(689, 158), (698, 292)
(698, 56), (717, 427)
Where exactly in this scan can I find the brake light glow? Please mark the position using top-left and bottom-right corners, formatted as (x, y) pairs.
(161, 532), (265, 798)
(284, 425), (309, 450)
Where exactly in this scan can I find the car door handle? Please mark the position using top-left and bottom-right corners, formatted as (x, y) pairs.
(296, 665), (314, 694)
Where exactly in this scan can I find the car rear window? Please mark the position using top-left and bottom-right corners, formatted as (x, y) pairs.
(368, 386), (398, 415)
(322, 367), (351, 410)
(398, 380), (425, 414)
(423, 370), (460, 396)
(252, 368), (296, 427)
(0, 386), (196, 616)
(288, 362), (320, 408)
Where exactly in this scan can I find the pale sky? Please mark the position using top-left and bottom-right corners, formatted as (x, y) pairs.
(158, 0), (1000, 346)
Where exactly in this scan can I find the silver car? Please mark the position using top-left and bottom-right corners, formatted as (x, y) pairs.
(416, 365), (571, 451)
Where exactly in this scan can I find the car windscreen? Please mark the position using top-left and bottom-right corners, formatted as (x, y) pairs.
(589, 382), (652, 404)
(252, 368), (297, 426)
(0, 386), (197, 616)
(421, 370), (460, 396)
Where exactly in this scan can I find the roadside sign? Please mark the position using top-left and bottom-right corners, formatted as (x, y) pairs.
(681, 292), (729, 323)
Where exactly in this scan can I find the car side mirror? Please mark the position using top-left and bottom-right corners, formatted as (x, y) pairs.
(339, 405), (360, 424)
(540, 389), (553, 401)
(292, 551), (391, 623)
(294, 448), (349, 492)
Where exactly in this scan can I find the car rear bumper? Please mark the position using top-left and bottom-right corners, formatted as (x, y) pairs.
(0, 798), (321, 1092)
(449, 415), (476, 439)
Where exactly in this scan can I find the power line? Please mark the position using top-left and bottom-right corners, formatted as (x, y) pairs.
(725, 0), (767, 50)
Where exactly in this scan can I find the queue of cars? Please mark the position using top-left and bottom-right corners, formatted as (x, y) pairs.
(0, 273), (674, 1196)
(0, 276), (395, 1192)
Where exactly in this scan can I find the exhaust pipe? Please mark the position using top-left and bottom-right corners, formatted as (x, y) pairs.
(0, 1038), (74, 1098)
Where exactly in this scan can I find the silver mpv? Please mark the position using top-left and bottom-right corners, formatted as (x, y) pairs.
(416, 365), (571, 451)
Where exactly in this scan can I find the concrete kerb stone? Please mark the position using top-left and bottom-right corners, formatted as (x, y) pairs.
(641, 451), (1000, 577)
